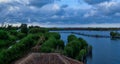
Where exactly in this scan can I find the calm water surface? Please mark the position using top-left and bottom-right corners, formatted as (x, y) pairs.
(51, 30), (120, 64)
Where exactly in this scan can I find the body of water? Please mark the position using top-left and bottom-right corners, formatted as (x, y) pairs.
(51, 30), (120, 64)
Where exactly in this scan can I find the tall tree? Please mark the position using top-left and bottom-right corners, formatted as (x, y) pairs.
(20, 24), (28, 34)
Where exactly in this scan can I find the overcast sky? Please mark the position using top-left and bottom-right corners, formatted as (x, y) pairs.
(0, 0), (120, 27)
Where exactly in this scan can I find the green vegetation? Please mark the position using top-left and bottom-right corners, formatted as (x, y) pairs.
(20, 24), (28, 34)
(0, 24), (92, 64)
(29, 28), (48, 34)
(0, 24), (48, 64)
(0, 30), (9, 39)
(64, 34), (92, 61)
(110, 31), (120, 38)
(40, 32), (64, 53)
(0, 34), (40, 64)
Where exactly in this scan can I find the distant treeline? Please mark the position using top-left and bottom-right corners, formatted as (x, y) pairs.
(48, 27), (120, 31)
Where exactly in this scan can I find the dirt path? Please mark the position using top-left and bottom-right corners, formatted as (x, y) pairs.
(31, 35), (45, 52)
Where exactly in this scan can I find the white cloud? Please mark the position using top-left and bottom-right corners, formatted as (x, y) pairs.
(0, 0), (29, 5)
(84, 10), (97, 17)
(0, 0), (11, 3)
(8, 6), (20, 12)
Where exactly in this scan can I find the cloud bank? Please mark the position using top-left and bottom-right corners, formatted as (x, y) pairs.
(0, 0), (120, 27)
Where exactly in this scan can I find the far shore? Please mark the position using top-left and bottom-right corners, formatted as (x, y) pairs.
(48, 27), (120, 31)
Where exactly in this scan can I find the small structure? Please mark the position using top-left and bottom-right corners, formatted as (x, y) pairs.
(15, 53), (83, 64)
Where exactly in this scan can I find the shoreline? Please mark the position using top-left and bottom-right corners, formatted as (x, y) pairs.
(48, 27), (120, 31)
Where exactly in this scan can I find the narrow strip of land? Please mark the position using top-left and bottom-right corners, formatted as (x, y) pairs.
(58, 32), (111, 38)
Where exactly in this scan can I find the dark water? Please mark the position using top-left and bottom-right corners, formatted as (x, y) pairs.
(51, 30), (120, 64)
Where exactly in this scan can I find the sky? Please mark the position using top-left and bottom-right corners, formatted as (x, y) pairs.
(0, 0), (120, 27)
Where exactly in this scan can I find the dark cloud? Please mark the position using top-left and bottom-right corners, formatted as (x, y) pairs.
(29, 0), (61, 7)
(61, 5), (68, 8)
(0, 0), (120, 27)
(87, 1), (120, 17)
(83, 0), (110, 4)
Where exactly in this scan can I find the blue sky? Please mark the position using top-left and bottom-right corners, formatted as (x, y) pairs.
(0, 0), (120, 27)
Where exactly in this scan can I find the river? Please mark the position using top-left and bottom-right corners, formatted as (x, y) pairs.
(51, 30), (120, 64)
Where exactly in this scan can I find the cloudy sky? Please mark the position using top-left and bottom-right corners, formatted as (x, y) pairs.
(0, 0), (120, 27)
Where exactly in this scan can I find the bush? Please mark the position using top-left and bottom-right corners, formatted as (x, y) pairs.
(0, 40), (12, 48)
(40, 35), (64, 53)
(110, 31), (120, 38)
(64, 40), (82, 58)
(0, 30), (9, 40)
(29, 28), (48, 34)
(64, 46), (74, 58)
(67, 34), (77, 42)
(40, 37), (57, 52)
(64, 34), (92, 61)
(40, 46), (54, 53)
(9, 30), (18, 36)
(20, 24), (28, 34)
(78, 38), (88, 49)
(76, 49), (87, 61)
(56, 40), (64, 50)
(45, 32), (60, 40)
(17, 32), (26, 39)
(9, 35), (17, 41)
(0, 34), (36, 64)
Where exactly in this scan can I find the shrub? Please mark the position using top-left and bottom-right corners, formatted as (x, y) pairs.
(64, 34), (92, 61)
(67, 34), (77, 42)
(20, 24), (28, 34)
(76, 49), (87, 61)
(40, 35), (64, 53)
(29, 28), (48, 34)
(56, 40), (64, 50)
(40, 46), (54, 53)
(64, 46), (74, 58)
(17, 32), (26, 39)
(0, 34), (36, 64)
(41, 37), (57, 52)
(110, 31), (120, 38)
(64, 40), (82, 58)
(45, 32), (60, 40)
(9, 30), (18, 36)
(0, 30), (9, 40)
(78, 38), (88, 49)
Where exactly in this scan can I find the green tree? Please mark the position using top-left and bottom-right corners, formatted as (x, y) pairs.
(64, 40), (82, 58)
(0, 30), (9, 40)
(29, 28), (48, 34)
(20, 24), (28, 34)
(67, 34), (77, 42)
(76, 49), (87, 61)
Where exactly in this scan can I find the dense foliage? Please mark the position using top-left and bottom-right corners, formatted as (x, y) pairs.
(20, 24), (28, 34)
(64, 34), (92, 61)
(0, 24), (92, 64)
(0, 34), (40, 64)
(110, 31), (120, 38)
(0, 24), (48, 64)
(29, 28), (48, 34)
(0, 30), (9, 40)
(45, 32), (60, 40)
(40, 32), (64, 53)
